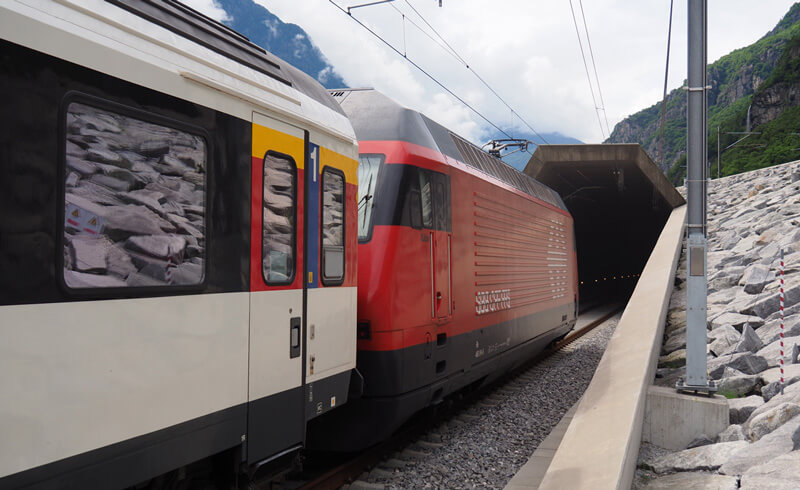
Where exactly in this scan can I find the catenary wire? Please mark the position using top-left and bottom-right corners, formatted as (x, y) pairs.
(658, 0), (675, 169)
(568, 0), (605, 140)
(328, 0), (514, 139)
(388, 2), (463, 63)
(400, 0), (550, 144)
(578, 0), (611, 136)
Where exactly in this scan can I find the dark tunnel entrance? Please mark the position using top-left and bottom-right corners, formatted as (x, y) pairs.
(525, 144), (685, 305)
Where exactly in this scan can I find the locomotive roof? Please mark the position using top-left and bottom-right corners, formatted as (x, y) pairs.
(108, 0), (345, 116)
(330, 88), (566, 211)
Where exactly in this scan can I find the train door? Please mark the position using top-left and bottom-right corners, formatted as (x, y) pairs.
(247, 112), (307, 464)
(421, 170), (452, 322)
(303, 142), (357, 420)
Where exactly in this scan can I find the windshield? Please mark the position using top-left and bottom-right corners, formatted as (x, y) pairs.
(357, 153), (383, 240)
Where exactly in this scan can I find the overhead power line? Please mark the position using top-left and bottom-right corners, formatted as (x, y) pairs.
(400, 0), (549, 144)
(658, 0), (675, 169)
(568, 0), (606, 140)
(329, 0), (514, 139)
(578, 0), (611, 136)
(387, 2), (462, 63)
(331, 0), (550, 145)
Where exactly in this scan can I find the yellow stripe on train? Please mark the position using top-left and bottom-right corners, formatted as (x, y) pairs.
(320, 146), (358, 185)
(252, 123), (305, 168)
(252, 122), (358, 185)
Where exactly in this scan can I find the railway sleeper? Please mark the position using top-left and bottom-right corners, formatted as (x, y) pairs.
(398, 448), (429, 461)
(378, 458), (409, 469)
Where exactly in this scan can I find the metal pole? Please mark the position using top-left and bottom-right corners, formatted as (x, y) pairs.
(678, 0), (714, 393)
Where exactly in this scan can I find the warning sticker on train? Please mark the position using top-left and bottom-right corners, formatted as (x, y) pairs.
(65, 202), (104, 235)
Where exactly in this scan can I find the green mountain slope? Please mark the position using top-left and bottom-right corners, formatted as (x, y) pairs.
(607, 3), (800, 184)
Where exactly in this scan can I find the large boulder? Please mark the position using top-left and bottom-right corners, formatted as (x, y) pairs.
(740, 282), (800, 319)
(644, 441), (748, 475)
(756, 315), (800, 344)
(733, 324), (764, 354)
(761, 364), (800, 386)
(746, 403), (800, 442)
(69, 235), (111, 273)
(659, 349), (686, 369)
(64, 270), (127, 288)
(666, 310), (687, 335)
(708, 352), (768, 379)
(756, 335), (800, 368)
(709, 312), (764, 332)
(717, 373), (761, 398)
(708, 325), (739, 343)
(642, 472), (738, 490)
(739, 264), (775, 294)
(663, 330), (687, 355)
(766, 303), (800, 323)
(744, 380), (800, 426)
(716, 424), (746, 442)
(729, 395), (765, 425)
(719, 414), (800, 476)
(761, 364), (800, 401)
(125, 235), (187, 260)
(709, 326), (741, 357)
(739, 451), (800, 489)
(707, 287), (741, 306)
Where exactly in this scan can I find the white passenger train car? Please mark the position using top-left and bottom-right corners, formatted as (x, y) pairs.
(0, 0), (358, 487)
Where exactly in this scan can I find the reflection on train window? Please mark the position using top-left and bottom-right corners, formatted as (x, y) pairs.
(321, 167), (345, 284)
(434, 180), (446, 230)
(263, 152), (296, 284)
(357, 153), (383, 240)
(419, 170), (433, 228)
(63, 101), (206, 289)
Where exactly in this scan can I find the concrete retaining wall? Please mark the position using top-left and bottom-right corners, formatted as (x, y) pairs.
(538, 205), (687, 489)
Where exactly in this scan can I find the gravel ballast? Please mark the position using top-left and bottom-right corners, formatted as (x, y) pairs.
(355, 315), (619, 489)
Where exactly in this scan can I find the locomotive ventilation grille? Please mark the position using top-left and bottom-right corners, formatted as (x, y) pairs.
(449, 132), (566, 211)
(472, 191), (569, 315)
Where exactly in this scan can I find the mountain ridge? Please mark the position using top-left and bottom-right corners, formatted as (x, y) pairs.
(216, 0), (348, 89)
(607, 3), (800, 183)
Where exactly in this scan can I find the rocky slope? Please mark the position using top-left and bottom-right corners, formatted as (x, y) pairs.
(635, 158), (800, 488)
(607, 3), (800, 180)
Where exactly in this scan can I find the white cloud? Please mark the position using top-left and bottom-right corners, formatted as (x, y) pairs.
(424, 92), (483, 142)
(264, 18), (278, 37)
(260, 0), (796, 144)
(180, 0), (229, 22)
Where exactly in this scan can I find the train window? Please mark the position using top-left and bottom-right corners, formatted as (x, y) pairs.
(357, 154), (383, 240)
(62, 101), (206, 289)
(419, 170), (433, 228)
(263, 152), (297, 284)
(321, 167), (345, 285)
(408, 189), (423, 229)
(433, 176), (451, 231)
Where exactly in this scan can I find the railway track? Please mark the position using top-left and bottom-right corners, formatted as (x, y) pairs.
(283, 303), (622, 490)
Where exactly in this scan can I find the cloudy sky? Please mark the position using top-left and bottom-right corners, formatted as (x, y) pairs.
(187, 0), (797, 144)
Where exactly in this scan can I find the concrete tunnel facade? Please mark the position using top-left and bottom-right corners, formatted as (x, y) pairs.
(525, 144), (686, 302)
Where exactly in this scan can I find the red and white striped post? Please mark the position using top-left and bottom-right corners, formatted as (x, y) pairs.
(780, 248), (785, 396)
(166, 255), (175, 286)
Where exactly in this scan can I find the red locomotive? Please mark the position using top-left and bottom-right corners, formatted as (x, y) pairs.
(309, 89), (578, 450)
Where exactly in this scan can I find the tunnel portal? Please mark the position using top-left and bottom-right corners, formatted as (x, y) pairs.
(525, 144), (685, 303)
